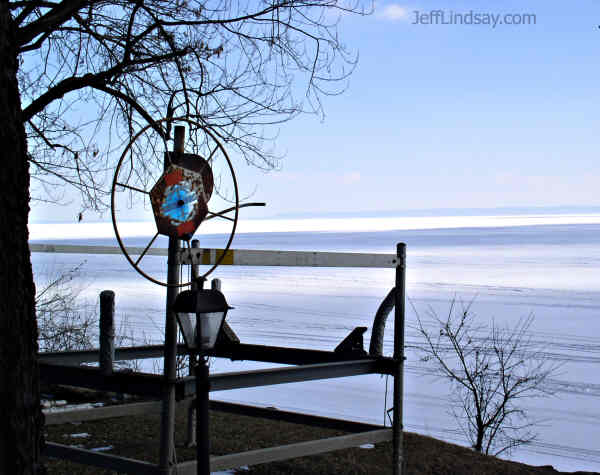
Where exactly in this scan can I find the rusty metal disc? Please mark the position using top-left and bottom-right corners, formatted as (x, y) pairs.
(149, 154), (214, 240)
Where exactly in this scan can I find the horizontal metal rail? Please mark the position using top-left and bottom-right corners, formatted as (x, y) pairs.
(45, 400), (165, 426)
(30, 243), (166, 256)
(209, 400), (384, 433)
(46, 397), (383, 434)
(178, 247), (397, 268)
(209, 343), (384, 365)
(44, 442), (160, 474)
(39, 344), (188, 365)
(39, 362), (165, 398)
(39, 342), (384, 366)
(179, 359), (388, 398)
(29, 243), (397, 268)
(40, 359), (389, 401)
(175, 429), (393, 474)
(207, 359), (388, 390)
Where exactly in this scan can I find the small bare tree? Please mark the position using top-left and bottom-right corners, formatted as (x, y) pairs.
(412, 299), (557, 456)
(35, 262), (97, 352)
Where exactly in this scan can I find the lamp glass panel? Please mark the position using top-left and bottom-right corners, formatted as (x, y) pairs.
(177, 312), (197, 349)
(195, 312), (225, 349)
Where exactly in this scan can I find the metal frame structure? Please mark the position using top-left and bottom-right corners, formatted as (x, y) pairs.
(37, 243), (407, 474)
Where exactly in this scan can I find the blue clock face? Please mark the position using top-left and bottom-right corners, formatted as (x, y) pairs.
(160, 183), (198, 223)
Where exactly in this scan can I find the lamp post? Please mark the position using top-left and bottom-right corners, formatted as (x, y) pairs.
(173, 287), (232, 475)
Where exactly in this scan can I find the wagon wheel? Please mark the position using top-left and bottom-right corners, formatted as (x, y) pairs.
(110, 118), (239, 287)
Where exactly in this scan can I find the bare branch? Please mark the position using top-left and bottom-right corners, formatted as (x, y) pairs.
(17, 0), (368, 211)
(18, 0), (89, 48)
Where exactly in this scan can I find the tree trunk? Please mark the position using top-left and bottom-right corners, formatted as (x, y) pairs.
(0, 4), (44, 474)
(474, 425), (484, 453)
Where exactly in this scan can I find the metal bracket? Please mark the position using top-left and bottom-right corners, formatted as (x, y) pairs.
(216, 321), (240, 346)
(334, 327), (367, 355)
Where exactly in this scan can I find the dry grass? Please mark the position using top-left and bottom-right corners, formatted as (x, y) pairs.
(43, 398), (598, 475)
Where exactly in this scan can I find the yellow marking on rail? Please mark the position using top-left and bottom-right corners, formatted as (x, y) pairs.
(201, 249), (234, 265)
(216, 249), (234, 265)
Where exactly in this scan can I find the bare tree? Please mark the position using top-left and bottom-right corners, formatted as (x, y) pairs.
(1, 2), (367, 473)
(412, 299), (558, 456)
(17, 0), (367, 212)
(35, 263), (97, 352)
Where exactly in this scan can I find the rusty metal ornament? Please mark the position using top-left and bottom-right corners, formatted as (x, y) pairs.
(149, 154), (214, 241)
(110, 118), (239, 287)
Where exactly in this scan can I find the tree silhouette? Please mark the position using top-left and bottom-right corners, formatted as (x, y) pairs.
(412, 299), (558, 455)
(0, 1), (366, 472)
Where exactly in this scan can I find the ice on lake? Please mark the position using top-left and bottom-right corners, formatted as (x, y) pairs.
(31, 214), (600, 472)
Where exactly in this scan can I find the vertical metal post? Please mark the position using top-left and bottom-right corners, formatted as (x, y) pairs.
(159, 125), (185, 473)
(392, 243), (406, 475)
(190, 239), (203, 292)
(193, 279), (223, 473)
(99, 290), (115, 376)
(186, 240), (201, 448)
(195, 254), (211, 475)
(173, 125), (185, 155)
(196, 357), (210, 475)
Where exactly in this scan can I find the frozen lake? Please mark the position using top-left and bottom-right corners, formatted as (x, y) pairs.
(31, 214), (600, 472)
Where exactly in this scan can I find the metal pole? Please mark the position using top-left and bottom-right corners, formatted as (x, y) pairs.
(196, 357), (210, 475)
(99, 290), (115, 376)
(186, 240), (201, 448)
(392, 243), (406, 475)
(194, 252), (211, 474)
(159, 125), (185, 473)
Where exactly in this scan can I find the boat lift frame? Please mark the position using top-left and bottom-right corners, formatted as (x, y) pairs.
(36, 242), (407, 474)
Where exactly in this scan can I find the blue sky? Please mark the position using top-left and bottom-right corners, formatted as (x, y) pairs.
(30, 0), (600, 222)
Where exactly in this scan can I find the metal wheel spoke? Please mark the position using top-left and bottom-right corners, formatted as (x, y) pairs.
(205, 202), (265, 221)
(116, 182), (149, 195)
(135, 232), (160, 266)
(206, 145), (219, 163)
(207, 211), (235, 222)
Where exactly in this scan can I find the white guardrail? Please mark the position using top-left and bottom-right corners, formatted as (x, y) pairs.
(29, 244), (398, 268)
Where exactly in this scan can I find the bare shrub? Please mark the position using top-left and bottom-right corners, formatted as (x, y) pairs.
(412, 298), (558, 456)
(35, 262), (97, 352)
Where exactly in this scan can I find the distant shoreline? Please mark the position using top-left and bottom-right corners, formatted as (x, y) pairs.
(29, 205), (600, 224)
(28, 212), (600, 242)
